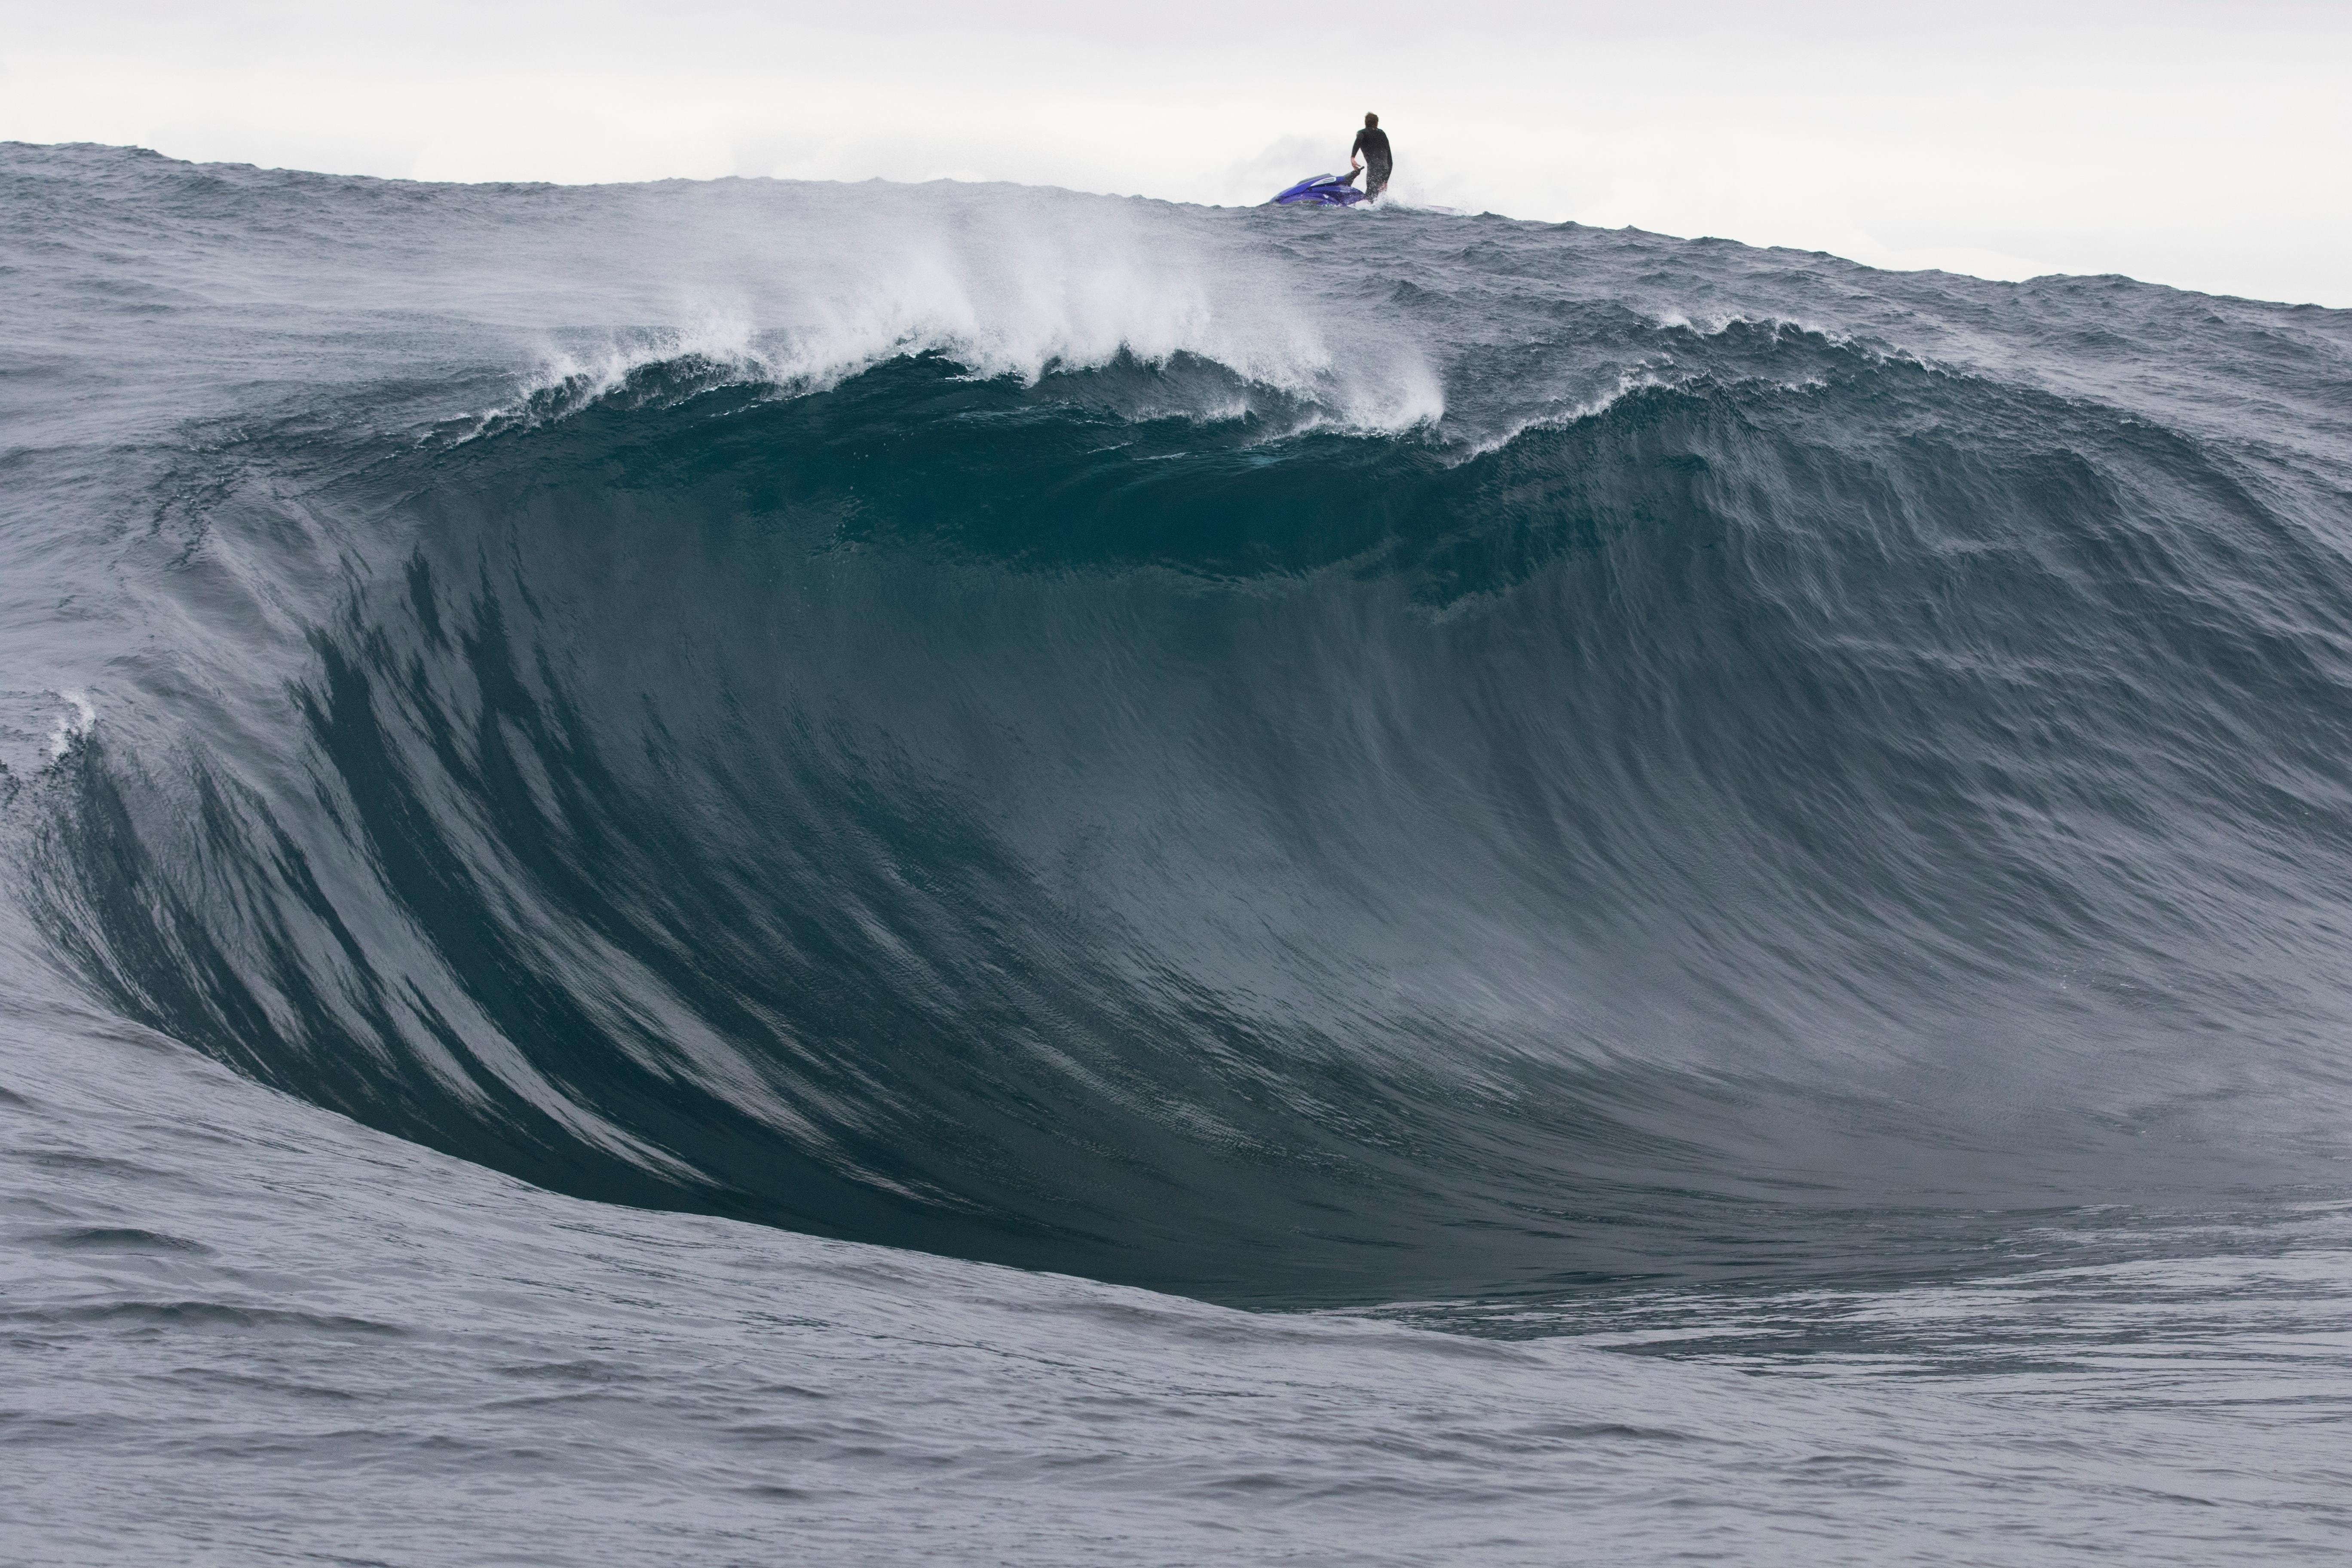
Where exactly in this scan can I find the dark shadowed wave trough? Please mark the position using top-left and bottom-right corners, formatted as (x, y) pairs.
(6, 141), (2352, 1564)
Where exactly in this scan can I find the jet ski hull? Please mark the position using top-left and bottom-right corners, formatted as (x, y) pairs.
(1271, 174), (1368, 208)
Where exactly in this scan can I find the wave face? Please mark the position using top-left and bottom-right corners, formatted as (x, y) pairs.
(10, 143), (2352, 1305)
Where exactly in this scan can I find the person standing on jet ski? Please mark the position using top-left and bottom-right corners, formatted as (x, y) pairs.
(1349, 113), (1393, 200)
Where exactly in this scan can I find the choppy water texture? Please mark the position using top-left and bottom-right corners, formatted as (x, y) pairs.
(4, 141), (2351, 1562)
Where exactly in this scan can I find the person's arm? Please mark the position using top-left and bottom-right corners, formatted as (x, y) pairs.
(1349, 129), (1366, 168)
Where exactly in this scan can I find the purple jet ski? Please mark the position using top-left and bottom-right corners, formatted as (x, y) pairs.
(1270, 172), (1366, 208)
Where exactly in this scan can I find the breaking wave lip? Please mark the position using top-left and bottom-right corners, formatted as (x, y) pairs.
(464, 327), (1447, 447)
(467, 312), (1894, 462)
(430, 181), (1457, 441)
(1460, 367), (1696, 459)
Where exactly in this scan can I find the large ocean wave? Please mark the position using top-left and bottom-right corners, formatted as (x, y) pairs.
(9, 143), (2352, 1309)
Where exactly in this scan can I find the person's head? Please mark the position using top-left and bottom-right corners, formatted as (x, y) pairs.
(1365, 113), (1380, 129)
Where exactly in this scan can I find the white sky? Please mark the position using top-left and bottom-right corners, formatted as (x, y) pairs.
(4, 0), (2347, 306)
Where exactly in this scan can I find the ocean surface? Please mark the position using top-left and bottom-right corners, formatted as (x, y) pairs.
(5, 141), (2352, 1563)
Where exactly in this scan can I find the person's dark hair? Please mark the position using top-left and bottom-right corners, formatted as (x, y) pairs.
(1365, 113), (1380, 128)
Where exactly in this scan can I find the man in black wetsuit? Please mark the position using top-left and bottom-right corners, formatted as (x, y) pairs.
(1349, 113), (1393, 201)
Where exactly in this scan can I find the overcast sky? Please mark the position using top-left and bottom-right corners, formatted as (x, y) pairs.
(4, 1), (2347, 305)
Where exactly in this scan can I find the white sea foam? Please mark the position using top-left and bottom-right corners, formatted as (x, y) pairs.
(48, 689), (93, 759)
(475, 181), (1444, 436)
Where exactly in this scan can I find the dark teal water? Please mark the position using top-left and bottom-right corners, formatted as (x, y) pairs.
(5, 142), (2352, 1562)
